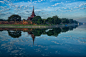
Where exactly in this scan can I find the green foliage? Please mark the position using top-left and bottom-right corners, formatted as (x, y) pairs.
(5, 14), (79, 25)
(73, 20), (78, 24)
(42, 19), (47, 24)
(61, 18), (78, 24)
(8, 14), (21, 22)
(32, 29), (43, 36)
(52, 15), (61, 24)
(69, 19), (74, 23)
(61, 27), (69, 32)
(45, 15), (61, 25)
(53, 28), (61, 36)
(47, 17), (54, 24)
(32, 16), (43, 24)
(37, 19), (43, 24)
(8, 30), (21, 38)
(46, 28), (61, 36)
(46, 30), (54, 36)
(31, 15), (78, 25)
(52, 15), (58, 20)
(5, 25), (77, 38)
(61, 18), (69, 24)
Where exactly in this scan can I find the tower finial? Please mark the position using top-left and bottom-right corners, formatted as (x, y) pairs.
(31, 6), (36, 17)
(31, 34), (35, 45)
(32, 6), (34, 13)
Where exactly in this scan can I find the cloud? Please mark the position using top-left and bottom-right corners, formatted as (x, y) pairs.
(0, 0), (86, 22)
(51, 3), (60, 6)
(38, 0), (44, 2)
(51, 1), (86, 13)
(79, 3), (86, 7)
(0, 1), (5, 4)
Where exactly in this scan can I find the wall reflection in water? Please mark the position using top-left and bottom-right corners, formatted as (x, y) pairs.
(0, 25), (78, 44)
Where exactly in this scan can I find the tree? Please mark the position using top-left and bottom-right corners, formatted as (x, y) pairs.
(32, 16), (43, 24)
(42, 19), (47, 24)
(69, 19), (74, 23)
(61, 18), (69, 24)
(37, 19), (43, 24)
(47, 17), (54, 24)
(73, 20), (78, 24)
(8, 14), (21, 22)
(52, 15), (61, 24)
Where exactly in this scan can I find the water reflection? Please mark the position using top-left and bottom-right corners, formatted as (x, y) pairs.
(46, 28), (61, 36)
(0, 25), (78, 44)
(0, 25), (78, 38)
(8, 30), (21, 38)
(0, 25), (86, 57)
(0, 26), (78, 38)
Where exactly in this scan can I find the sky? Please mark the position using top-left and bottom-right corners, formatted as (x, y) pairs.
(0, 0), (86, 23)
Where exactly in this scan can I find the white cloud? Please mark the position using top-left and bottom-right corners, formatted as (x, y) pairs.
(0, 0), (86, 21)
(51, 3), (60, 6)
(0, 1), (4, 4)
(79, 3), (86, 7)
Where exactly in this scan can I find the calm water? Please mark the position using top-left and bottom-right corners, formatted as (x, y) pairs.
(0, 25), (86, 57)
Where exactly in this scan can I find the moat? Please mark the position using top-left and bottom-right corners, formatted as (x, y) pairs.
(0, 25), (86, 57)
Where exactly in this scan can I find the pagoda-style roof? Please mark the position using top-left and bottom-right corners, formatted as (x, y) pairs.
(27, 6), (36, 20)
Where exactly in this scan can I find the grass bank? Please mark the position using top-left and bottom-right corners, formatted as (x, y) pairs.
(0, 24), (78, 28)
(0, 24), (50, 26)
(0, 24), (52, 28)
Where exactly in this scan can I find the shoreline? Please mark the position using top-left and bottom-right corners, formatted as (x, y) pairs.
(0, 24), (78, 28)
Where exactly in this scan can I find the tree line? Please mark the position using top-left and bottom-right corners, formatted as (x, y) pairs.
(0, 14), (78, 25)
(32, 15), (78, 25)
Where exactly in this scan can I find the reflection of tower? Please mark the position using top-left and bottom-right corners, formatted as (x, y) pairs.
(31, 34), (35, 45)
(28, 32), (35, 45)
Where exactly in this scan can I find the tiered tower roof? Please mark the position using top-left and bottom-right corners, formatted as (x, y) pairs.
(27, 6), (36, 20)
(31, 6), (36, 17)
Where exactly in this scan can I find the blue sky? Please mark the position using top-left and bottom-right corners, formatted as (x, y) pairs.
(0, 0), (86, 23)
